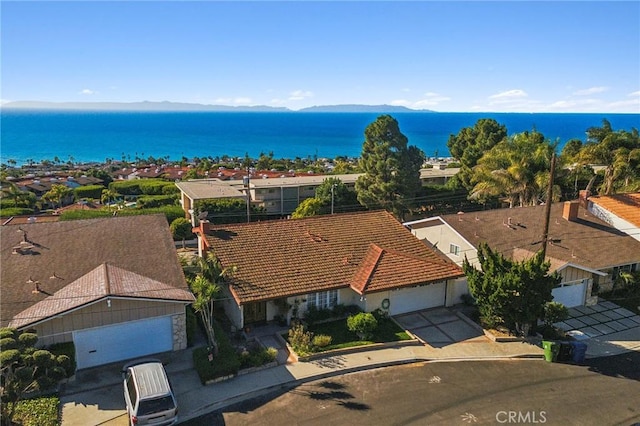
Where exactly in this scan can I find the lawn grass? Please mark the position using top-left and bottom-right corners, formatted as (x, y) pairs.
(308, 317), (411, 351)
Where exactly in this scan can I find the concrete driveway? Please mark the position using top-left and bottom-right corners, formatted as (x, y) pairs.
(392, 307), (486, 347)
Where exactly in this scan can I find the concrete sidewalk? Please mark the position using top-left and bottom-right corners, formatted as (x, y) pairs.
(59, 322), (640, 425)
(60, 336), (545, 425)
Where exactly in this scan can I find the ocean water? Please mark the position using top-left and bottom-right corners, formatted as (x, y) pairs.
(1, 110), (638, 166)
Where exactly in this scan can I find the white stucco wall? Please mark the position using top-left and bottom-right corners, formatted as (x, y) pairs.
(589, 201), (640, 242)
(407, 218), (478, 267)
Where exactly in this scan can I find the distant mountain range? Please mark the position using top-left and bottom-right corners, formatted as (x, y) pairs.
(2, 100), (435, 113)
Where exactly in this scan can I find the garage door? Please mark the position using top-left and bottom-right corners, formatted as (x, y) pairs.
(552, 280), (587, 308)
(74, 316), (172, 369)
(389, 282), (446, 315)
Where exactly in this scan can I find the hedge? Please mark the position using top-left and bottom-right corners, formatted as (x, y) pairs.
(0, 207), (35, 218)
(59, 205), (184, 224)
(137, 194), (179, 209)
(74, 184), (105, 200)
(109, 179), (177, 196)
(194, 198), (266, 224)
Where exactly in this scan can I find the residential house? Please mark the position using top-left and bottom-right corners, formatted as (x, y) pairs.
(404, 201), (640, 308)
(586, 191), (640, 242)
(175, 179), (247, 224)
(1, 214), (195, 369)
(419, 165), (460, 186)
(194, 210), (464, 330)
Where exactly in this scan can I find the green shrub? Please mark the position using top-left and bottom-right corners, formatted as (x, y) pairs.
(544, 301), (569, 327)
(74, 184), (105, 200)
(0, 207), (34, 218)
(304, 305), (333, 325)
(12, 396), (60, 426)
(59, 206), (184, 224)
(330, 304), (361, 317)
(139, 180), (175, 195)
(312, 334), (332, 348)
(162, 184), (180, 195)
(109, 180), (144, 195)
(347, 312), (378, 340)
(48, 342), (76, 376)
(240, 346), (278, 368)
(192, 321), (240, 383)
(137, 194), (178, 208)
(288, 323), (314, 355)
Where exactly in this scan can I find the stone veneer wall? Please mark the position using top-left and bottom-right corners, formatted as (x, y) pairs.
(172, 313), (187, 351)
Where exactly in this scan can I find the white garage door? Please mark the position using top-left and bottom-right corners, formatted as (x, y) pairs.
(74, 316), (172, 369)
(389, 282), (446, 315)
(552, 280), (587, 308)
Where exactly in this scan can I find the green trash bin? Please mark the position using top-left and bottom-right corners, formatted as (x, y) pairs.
(542, 340), (559, 362)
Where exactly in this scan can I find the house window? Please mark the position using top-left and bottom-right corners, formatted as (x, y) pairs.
(449, 243), (461, 256)
(612, 263), (638, 279)
(307, 290), (339, 310)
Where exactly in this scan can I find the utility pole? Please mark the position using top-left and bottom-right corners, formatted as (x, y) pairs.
(331, 184), (336, 214)
(541, 152), (556, 258)
(244, 167), (251, 223)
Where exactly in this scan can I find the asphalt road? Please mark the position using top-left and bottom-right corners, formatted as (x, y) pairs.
(182, 352), (640, 426)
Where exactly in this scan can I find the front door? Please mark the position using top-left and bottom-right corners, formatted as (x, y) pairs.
(244, 301), (267, 325)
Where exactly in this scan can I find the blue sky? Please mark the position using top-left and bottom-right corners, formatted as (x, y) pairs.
(2, 1), (639, 112)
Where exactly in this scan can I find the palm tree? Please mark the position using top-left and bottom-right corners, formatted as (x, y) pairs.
(470, 131), (556, 207)
(2, 183), (30, 207)
(189, 253), (236, 357)
(577, 120), (640, 195)
(101, 188), (118, 209)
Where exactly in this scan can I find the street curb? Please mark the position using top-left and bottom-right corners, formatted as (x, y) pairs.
(178, 353), (544, 423)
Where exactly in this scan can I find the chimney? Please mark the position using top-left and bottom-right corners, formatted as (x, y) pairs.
(563, 201), (579, 221)
(578, 190), (591, 209)
(200, 220), (210, 234)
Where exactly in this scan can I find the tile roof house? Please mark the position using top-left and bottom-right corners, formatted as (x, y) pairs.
(586, 192), (640, 242)
(405, 201), (640, 308)
(1, 214), (194, 369)
(194, 210), (464, 329)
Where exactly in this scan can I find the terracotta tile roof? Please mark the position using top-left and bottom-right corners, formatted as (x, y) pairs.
(589, 192), (640, 228)
(351, 244), (462, 294)
(204, 210), (463, 304)
(9, 263), (194, 329)
(1, 214), (193, 327)
(437, 203), (640, 271)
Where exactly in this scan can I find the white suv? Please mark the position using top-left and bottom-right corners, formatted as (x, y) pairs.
(121, 359), (178, 426)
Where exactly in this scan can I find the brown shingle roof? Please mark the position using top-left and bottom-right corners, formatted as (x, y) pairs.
(1, 214), (193, 327)
(589, 192), (640, 228)
(438, 203), (640, 271)
(9, 263), (194, 328)
(204, 210), (463, 304)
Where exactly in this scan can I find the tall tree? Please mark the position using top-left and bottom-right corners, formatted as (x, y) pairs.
(463, 243), (559, 336)
(469, 130), (557, 207)
(291, 197), (324, 218)
(170, 217), (194, 249)
(577, 119), (640, 194)
(355, 115), (424, 219)
(446, 118), (508, 190)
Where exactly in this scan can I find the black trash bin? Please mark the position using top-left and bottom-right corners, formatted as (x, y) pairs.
(571, 341), (588, 363)
(557, 341), (573, 362)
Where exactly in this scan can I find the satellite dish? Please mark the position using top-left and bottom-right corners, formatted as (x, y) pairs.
(198, 211), (209, 220)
